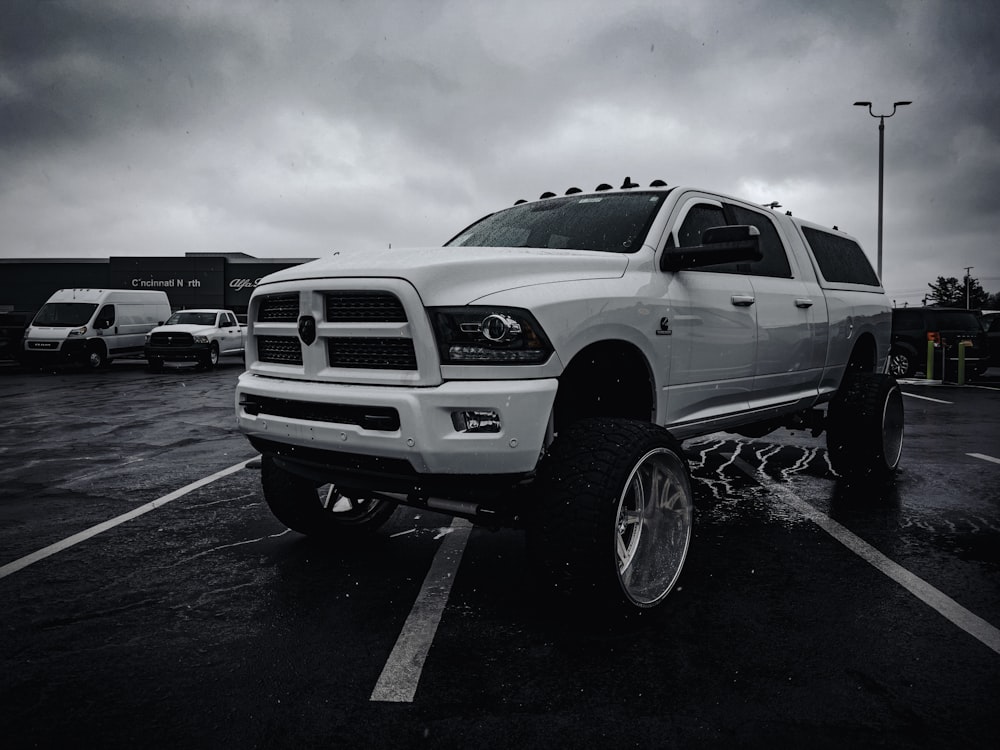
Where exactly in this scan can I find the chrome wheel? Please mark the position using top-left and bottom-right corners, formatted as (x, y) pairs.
(615, 447), (692, 606)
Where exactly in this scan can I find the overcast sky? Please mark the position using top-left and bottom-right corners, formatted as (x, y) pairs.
(2, 0), (998, 306)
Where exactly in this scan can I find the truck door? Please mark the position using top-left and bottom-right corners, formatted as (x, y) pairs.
(662, 196), (757, 426)
(721, 203), (826, 407)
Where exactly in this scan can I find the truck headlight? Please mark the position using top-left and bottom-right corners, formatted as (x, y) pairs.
(429, 307), (553, 365)
(193, 335), (209, 344)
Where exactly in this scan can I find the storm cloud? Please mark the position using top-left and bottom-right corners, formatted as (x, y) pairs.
(1, 0), (998, 305)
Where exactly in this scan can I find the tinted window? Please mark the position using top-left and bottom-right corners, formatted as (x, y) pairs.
(447, 192), (666, 253)
(677, 204), (726, 247)
(677, 203), (741, 274)
(725, 204), (791, 278)
(929, 311), (984, 331)
(802, 227), (880, 286)
(892, 309), (921, 329)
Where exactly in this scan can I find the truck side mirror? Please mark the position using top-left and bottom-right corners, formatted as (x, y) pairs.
(660, 225), (762, 272)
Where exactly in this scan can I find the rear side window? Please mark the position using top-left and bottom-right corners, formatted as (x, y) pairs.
(892, 309), (921, 329)
(802, 227), (880, 286)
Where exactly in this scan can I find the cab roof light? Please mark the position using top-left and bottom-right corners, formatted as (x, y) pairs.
(649, 179), (667, 187)
(621, 176), (639, 189)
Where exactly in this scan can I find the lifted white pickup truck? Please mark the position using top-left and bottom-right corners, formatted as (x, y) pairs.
(235, 179), (904, 612)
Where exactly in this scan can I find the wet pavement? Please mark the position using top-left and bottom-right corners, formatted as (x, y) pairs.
(1, 359), (998, 748)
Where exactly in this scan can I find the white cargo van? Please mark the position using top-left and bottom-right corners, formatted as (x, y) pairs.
(22, 289), (172, 369)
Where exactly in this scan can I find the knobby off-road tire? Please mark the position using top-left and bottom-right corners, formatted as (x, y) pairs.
(527, 418), (693, 613)
(261, 455), (396, 541)
(826, 372), (904, 483)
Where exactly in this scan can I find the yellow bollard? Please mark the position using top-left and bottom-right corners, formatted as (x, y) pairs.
(958, 340), (971, 385)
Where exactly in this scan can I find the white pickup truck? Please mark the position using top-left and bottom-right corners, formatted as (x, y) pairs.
(145, 309), (245, 370)
(235, 179), (904, 612)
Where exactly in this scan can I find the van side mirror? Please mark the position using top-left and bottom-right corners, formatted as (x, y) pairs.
(94, 317), (113, 330)
(661, 224), (762, 272)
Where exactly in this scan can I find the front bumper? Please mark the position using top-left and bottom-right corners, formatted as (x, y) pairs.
(235, 373), (558, 481)
(21, 339), (89, 365)
(145, 343), (212, 362)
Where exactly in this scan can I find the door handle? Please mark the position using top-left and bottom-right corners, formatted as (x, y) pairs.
(794, 298), (814, 308)
(731, 295), (755, 307)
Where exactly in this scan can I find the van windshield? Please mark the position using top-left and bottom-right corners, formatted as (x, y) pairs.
(32, 303), (98, 327)
(165, 312), (218, 326)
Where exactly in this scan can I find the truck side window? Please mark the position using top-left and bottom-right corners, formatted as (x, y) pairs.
(95, 304), (115, 329)
(724, 204), (792, 278)
(677, 203), (741, 274)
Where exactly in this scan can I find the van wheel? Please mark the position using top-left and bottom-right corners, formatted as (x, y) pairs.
(200, 343), (219, 369)
(527, 418), (693, 613)
(85, 343), (108, 369)
(261, 455), (397, 540)
(827, 372), (904, 483)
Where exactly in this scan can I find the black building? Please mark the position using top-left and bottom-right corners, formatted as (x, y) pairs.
(0, 253), (312, 318)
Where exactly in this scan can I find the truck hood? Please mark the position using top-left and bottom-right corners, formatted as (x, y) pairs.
(149, 324), (215, 336)
(257, 246), (630, 305)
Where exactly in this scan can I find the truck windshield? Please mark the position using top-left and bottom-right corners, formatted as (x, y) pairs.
(32, 303), (98, 327)
(446, 192), (667, 253)
(165, 312), (218, 326)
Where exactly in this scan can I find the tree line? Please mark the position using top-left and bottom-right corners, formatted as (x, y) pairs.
(922, 275), (1000, 309)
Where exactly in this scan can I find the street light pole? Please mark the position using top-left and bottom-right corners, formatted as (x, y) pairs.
(854, 100), (911, 281)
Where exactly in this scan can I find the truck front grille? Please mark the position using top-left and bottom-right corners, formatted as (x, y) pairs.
(325, 291), (407, 322)
(258, 293), (299, 322)
(327, 337), (417, 370)
(258, 336), (303, 365)
(149, 332), (194, 348)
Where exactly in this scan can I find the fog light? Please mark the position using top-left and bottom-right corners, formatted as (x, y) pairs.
(452, 409), (502, 433)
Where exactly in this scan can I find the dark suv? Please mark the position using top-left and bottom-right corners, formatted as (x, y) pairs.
(0, 311), (32, 362)
(889, 307), (988, 379)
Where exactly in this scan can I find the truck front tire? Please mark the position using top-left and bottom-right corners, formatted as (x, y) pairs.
(826, 372), (904, 483)
(261, 455), (396, 540)
(200, 342), (220, 369)
(527, 418), (693, 612)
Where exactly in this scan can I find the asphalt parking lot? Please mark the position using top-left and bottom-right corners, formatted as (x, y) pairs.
(1, 359), (998, 748)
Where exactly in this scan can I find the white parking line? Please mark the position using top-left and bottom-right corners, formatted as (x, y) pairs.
(733, 457), (1000, 656)
(902, 391), (953, 404)
(0, 459), (253, 580)
(371, 518), (472, 703)
(968, 453), (1000, 466)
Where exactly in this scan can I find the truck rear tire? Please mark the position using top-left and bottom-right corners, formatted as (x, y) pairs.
(527, 418), (692, 613)
(261, 455), (396, 540)
(826, 372), (904, 483)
